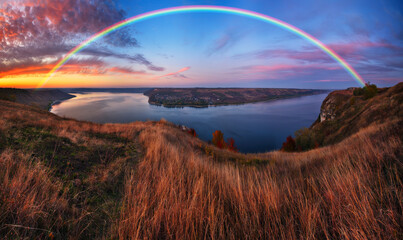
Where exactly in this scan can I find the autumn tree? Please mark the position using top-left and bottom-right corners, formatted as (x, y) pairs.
(227, 138), (238, 152)
(212, 130), (226, 149)
(281, 136), (296, 152)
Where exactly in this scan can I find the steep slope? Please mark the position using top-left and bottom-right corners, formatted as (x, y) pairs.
(308, 82), (402, 146)
(0, 83), (402, 239)
(0, 88), (74, 110)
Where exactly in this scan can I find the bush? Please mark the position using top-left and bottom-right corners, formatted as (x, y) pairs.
(353, 83), (377, 99)
(211, 131), (238, 152)
(353, 88), (364, 96)
(281, 136), (296, 152)
(227, 138), (238, 152)
(212, 130), (226, 149)
(295, 128), (317, 151)
(363, 84), (377, 99)
(349, 97), (356, 105)
(188, 128), (197, 137)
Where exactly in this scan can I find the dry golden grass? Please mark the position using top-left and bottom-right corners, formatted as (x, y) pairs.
(0, 149), (68, 239)
(118, 119), (402, 239)
(0, 83), (402, 239)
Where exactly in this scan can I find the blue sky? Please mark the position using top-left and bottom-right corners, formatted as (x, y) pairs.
(1, 0), (402, 88)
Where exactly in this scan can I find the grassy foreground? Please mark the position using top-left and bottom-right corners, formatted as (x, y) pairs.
(0, 84), (402, 239)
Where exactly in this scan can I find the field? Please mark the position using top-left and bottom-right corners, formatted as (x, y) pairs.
(0, 83), (401, 239)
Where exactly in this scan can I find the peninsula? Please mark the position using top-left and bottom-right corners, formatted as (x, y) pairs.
(144, 88), (328, 107)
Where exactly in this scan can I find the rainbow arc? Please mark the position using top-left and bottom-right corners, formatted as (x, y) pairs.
(38, 5), (366, 88)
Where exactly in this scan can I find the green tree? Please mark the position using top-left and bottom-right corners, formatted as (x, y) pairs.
(363, 83), (377, 99)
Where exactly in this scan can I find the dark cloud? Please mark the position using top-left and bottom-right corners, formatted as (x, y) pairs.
(0, 56), (151, 78)
(0, 0), (138, 48)
(0, 0), (165, 77)
(0, 44), (165, 74)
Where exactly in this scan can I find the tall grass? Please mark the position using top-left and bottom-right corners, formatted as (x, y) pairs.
(118, 120), (402, 239)
(0, 150), (68, 238)
(0, 96), (401, 239)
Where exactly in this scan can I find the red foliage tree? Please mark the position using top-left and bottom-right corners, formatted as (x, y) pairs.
(212, 130), (226, 149)
(226, 138), (238, 152)
(188, 128), (197, 137)
(281, 136), (296, 152)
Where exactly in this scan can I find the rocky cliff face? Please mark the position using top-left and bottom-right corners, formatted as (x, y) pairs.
(318, 89), (354, 122)
(310, 82), (402, 146)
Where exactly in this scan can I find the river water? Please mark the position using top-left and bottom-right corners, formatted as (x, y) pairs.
(51, 92), (327, 153)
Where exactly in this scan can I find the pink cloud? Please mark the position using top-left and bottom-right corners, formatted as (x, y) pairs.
(303, 79), (351, 83)
(107, 67), (147, 75)
(243, 64), (339, 74)
(156, 67), (191, 79)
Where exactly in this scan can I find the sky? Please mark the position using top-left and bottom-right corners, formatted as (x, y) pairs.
(0, 0), (402, 89)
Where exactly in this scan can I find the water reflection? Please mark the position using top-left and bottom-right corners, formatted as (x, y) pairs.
(51, 92), (327, 153)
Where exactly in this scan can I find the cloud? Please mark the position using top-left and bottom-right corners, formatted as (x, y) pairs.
(156, 67), (191, 79)
(0, 0), (136, 49)
(0, 0), (166, 79)
(0, 57), (107, 77)
(206, 29), (244, 56)
(231, 63), (346, 82)
(0, 57), (152, 78)
(236, 39), (402, 64)
(233, 38), (403, 84)
(107, 67), (147, 75)
(0, 44), (165, 73)
(303, 79), (351, 83)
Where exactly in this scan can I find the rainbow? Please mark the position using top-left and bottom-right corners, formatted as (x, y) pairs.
(37, 5), (366, 88)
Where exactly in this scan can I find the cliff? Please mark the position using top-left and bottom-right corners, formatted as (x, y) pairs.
(311, 82), (402, 145)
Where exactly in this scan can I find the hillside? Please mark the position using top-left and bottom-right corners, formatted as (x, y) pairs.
(309, 82), (402, 146)
(0, 83), (402, 239)
(144, 88), (328, 107)
(0, 88), (74, 110)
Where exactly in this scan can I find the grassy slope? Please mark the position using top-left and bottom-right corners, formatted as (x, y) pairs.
(0, 84), (402, 239)
(309, 82), (403, 146)
(0, 88), (73, 110)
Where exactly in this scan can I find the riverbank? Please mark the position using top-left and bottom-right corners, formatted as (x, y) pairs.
(144, 88), (329, 108)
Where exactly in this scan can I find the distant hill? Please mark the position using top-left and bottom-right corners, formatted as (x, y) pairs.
(144, 88), (328, 107)
(60, 88), (151, 94)
(0, 88), (74, 110)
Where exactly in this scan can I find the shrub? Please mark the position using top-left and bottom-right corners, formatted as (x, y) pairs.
(353, 88), (364, 96)
(227, 138), (238, 152)
(295, 128), (317, 151)
(212, 130), (226, 149)
(188, 128), (197, 137)
(349, 96), (356, 105)
(281, 136), (296, 152)
(353, 83), (377, 99)
(363, 83), (377, 99)
(211, 131), (238, 152)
